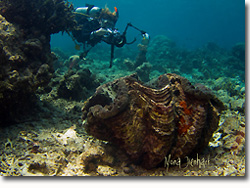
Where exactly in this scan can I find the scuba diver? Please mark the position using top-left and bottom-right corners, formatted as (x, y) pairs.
(71, 4), (150, 68)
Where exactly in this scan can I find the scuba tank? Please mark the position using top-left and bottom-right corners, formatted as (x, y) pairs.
(75, 6), (102, 18)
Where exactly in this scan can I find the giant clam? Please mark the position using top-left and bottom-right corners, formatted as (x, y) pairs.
(82, 73), (224, 168)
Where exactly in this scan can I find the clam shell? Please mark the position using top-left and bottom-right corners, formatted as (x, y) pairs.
(82, 73), (224, 168)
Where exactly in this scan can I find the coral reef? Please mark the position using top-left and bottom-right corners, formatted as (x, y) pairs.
(135, 62), (152, 82)
(0, 29), (245, 176)
(147, 35), (177, 64)
(121, 41), (151, 82)
(206, 110), (245, 176)
(82, 73), (224, 168)
(134, 43), (148, 67)
(0, 0), (75, 126)
(210, 76), (245, 114)
(147, 35), (178, 72)
(231, 43), (245, 62)
(122, 42), (150, 82)
(0, 0), (75, 35)
(50, 69), (100, 101)
(122, 58), (135, 71)
(147, 36), (244, 82)
(210, 110), (245, 155)
(67, 55), (81, 70)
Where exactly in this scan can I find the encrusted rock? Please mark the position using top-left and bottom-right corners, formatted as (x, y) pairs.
(0, 0), (76, 126)
(54, 69), (99, 101)
(97, 165), (117, 176)
(82, 73), (224, 168)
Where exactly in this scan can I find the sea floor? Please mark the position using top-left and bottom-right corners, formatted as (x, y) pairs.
(0, 100), (245, 176)
(0, 48), (245, 176)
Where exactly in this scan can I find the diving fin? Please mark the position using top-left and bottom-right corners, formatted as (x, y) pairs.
(75, 44), (81, 51)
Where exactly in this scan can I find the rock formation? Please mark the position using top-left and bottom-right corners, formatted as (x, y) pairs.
(0, 0), (75, 125)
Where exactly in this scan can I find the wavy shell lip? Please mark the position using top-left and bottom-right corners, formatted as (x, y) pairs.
(82, 73), (224, 168)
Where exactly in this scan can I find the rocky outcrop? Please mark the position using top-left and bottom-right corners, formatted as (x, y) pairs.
(0, 0), (75, 126)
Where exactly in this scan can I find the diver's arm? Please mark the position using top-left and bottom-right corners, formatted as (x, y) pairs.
(99, 29), (126, 47)
(90, 28), (111, 39)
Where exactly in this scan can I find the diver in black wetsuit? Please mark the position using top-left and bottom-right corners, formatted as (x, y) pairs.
(71, 4), (149, 68)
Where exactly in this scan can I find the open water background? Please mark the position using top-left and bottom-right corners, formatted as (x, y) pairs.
(51, 0), (245, 51)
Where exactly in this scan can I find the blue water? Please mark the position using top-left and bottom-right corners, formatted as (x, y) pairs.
(51, 0), (244, 51)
